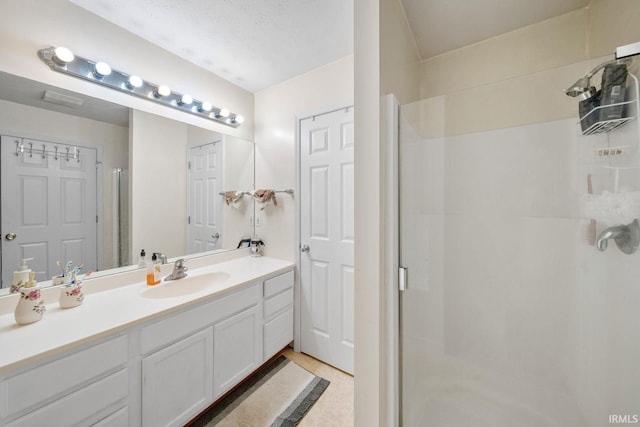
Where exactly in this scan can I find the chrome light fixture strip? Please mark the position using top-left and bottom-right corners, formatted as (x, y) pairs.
(37, 47), (242, 128)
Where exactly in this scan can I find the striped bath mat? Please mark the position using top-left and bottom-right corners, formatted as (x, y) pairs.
(190, 355), (329, 427)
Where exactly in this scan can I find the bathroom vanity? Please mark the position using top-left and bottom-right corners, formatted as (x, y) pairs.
(0, 253), (294, 427)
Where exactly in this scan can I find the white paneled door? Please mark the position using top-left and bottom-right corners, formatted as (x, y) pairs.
(300, 107), (354, 374)
(1, 136), (98, 288)
(187, 141), (223, 255)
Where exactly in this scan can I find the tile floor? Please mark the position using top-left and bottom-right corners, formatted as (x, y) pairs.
(282, 348), (354, 427)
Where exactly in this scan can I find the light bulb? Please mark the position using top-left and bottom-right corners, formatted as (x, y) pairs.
(200, 101), (212, 112)
(126, 75), (143, 89)
(217, 108), (230, 118)
(154, 85), (171, 98)
(53, 47), (74, 64)
(233, 115), (245, 124)
(94, 62), (112, 78)
(179, 94), (193, 106)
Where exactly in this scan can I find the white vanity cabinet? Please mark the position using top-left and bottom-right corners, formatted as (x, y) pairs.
(213, 304), (261, 397)
(141, 328), (214, 427)
(140, 281), (261, 427)
(263, 270), (294, 361)
(0, 335), (129, 427)
(0, 261), (295, 427)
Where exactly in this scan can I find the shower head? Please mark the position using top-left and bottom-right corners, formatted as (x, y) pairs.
(565, 58), (628, 98)
(565, 76), (592, 97)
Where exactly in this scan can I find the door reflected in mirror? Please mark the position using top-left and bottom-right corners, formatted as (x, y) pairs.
(0, 71), (254, 293)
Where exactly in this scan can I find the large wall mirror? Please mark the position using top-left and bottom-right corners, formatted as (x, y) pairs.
(0, 71), (255, 294)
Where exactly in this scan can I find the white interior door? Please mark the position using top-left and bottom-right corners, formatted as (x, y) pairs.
(1, 136), (98, 287)
(187, 141), (223, 254)
(300, 107), (355, 374)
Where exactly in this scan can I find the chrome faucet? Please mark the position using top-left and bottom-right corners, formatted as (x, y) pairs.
(153, 252), (167, 264)
(165, 259), (188, 281)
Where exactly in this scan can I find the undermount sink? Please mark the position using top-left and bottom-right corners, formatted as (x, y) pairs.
(141, 271), (230, 299)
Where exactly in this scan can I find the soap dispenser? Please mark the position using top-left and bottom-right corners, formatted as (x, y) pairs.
(138, 249), (147, 268)
(146, 253), (161, 285)
(10, 258), (34, 293)
(14, 271), (46, 325)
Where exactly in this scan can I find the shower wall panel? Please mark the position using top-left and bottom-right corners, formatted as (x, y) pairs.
(400, 103), (640, 425)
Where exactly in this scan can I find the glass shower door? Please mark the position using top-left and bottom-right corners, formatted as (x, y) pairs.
(398, 92), (640, 426)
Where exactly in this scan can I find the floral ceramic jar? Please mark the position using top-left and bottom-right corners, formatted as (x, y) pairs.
(14, 285), (46, 325)
(59, 283), (84, 309)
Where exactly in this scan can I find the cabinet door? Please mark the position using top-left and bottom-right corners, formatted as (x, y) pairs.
(213, 305), (261, 398)
(142, 327), (214, 427)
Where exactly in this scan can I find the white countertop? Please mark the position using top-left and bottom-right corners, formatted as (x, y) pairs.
(0, 255), (294, 374)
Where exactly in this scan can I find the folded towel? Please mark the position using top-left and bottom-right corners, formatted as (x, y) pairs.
(253, 189), (277, 208)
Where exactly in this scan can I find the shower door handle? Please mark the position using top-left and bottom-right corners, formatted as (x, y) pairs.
(399, 267), (408, 292)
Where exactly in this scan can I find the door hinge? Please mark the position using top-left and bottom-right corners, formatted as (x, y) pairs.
(96, 215), (99, 223)
(187, 161), (191, 170)
(187, 216), (191, 225)
(399, 267), (408, 292)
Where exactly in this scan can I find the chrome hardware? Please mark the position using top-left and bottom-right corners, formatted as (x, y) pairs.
(153, 252), (168, 264)
(212, 232), (220, 242)
(300, 245), (310, 253)
(399, 267), (408, 292)
(5, 233), (16, 241)
(596, 219), (640, 254)
(165, 258), (188, 281)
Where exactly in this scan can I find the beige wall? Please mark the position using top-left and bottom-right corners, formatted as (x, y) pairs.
(254, 55), (354, 261)
(0, 99), (128, 270)
(354, 0), (421, 425)
(0, 0), (254, 141)
(419, 0), (640, 137)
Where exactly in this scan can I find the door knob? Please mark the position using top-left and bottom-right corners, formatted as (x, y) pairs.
(300, 245), (310, 253)
(5, 233), (16, 241)
(212, 233), (220, 239)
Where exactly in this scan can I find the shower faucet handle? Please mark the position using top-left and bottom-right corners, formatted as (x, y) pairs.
(596, 219), (640, 254)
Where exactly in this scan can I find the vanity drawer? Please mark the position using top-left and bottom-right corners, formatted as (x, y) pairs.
(263, 270), (294, 298)
(264, 287), (293, 319)
(4, 335), (128, 419)
(264, 307), (294, 360)
(6, 368), (128, 427)
(93, 406), (129, 427)
(141, 282), (260, 354)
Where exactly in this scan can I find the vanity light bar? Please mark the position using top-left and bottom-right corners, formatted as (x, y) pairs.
(37, 46), (243, 128)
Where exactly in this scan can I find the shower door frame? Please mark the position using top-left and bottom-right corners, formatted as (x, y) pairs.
(384, 93), (402, 427)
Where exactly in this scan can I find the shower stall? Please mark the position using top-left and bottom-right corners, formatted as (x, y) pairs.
(396, 52), (640, 425)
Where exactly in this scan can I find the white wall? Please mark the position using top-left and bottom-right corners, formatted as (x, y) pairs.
(0, 99), (128, 269)
(254, 55), (354, 261)
(130, 110), (188, 259)
(221, 135), (255, 248)
(0, 0), (254, 142)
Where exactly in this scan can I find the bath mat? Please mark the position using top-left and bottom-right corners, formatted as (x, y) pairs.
(189, 355), (330, 427)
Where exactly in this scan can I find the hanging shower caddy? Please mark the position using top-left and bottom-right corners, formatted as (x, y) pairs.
(579, 72), (639, 135)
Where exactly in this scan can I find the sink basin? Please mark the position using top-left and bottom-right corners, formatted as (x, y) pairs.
(141, 271), (230, 299)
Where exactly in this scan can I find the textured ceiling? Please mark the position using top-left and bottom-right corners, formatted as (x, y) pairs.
(69, 0), (590, 93)
(70, 0), (354, 93)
